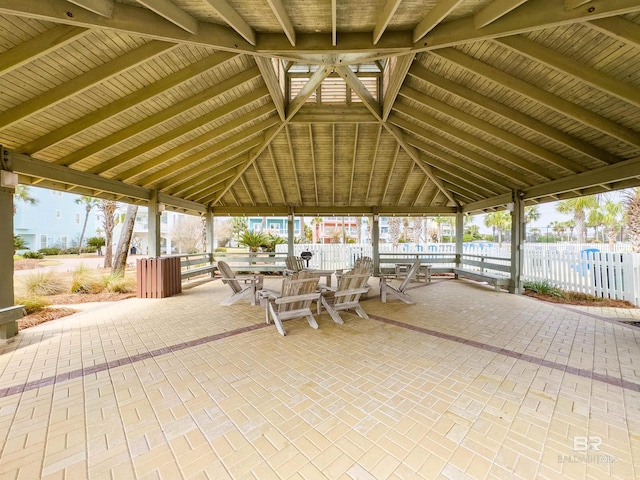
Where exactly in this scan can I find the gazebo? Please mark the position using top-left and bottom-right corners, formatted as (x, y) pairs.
(2, 1), (640, 327)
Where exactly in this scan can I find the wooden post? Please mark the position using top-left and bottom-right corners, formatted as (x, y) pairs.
(148, 190), (162, 257)
(510, 191), (525, 294)
(455, 208), (464, 268)
(372, 210), (380, 276)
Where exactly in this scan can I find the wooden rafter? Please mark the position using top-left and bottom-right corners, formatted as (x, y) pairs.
(308, 124), (318, 206)
(136, 0), (198, 34)
(0, 41), (175, 132)
(348, 124), (359, 205)
(266, 0), (296, 46)
(67, 0), (113, 17)
(366, 125), (383, 204)
(474, 0), (529, 29)
(285, 125), (302, 205)
(373, 0), (402, 45)
(413, 0), (464, 43)
(201, 0), (256, 45)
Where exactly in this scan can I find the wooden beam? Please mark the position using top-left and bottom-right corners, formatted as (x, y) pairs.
(475, 0), (529, 29)
(400, 86), (584, 173)
(407, 63), (618, 165)
(137, 0), (198, 34)
(373, 0), (402, 45)
(201, 0), (256, 45)
(413, 0), (464, 42)
(254, 56), (286, 121)
(436, 48), (640, 148)
(290, 105), (377, 123)
(389, 113), (532, 186)
(268, 143), (286, 204)
(253, 162), (271, 206)
(0, 25), (89, 77)
(19, 51), (237, 155)
(331, 0), (337, 46)
(382, 144), (401, 204)
(67, 0), (113, 17)
(266, 0), (296, 46)
(65, 66), (263, 170)
(308, 124), (318, 206)
(589, 16), (640, 49)
(497, 35), (640, 109)
(0, 41), (175, 131)
(382, 54), (414, 121)
(285, 125), (302, 205)
(337, 65), (458, 206)
(366, 125), (383, 203)
(565, 0), (592, 9)
(87, 88), (273, 176)
(348, 124), (359, 205)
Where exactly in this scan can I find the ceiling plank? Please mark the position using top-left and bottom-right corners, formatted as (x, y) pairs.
(309, 124), (319, 206)
(0, 24), (90, 77)
(373, 0), (402, 45)
(382, 53), (414, 121)
(390, 113), (533, 186)
(366, 125), (383, 204)
(67, 0), (113, 17)
(268, 142), (287, 204)
(337, 65), (458, 206)
(497, 35), (640, 109)
(400, 86), (585, 173)
(291, 105), (377, 123)
(65, 66), (263, 170)
(145, 115), (277, 190)
(285, 125), (302, 205)
(423, 0), (640, 50)
(180, 153), (257, 201)
(407, 62), (619, 165)
(436, 48), (640, 148)
(0, 41), (175, 131)
(136, 0), (198, 34)
(393, 102), (558, 181)
(411, 175), (430, 207)
(92, 88), (273, 176)
(212, 67), (330, 205)
(588, 16), (640, 49)
(239, 176), (256, 206)
(266, 0), (296, 46)
(413, 0), (464, 42)
(201, 0), (256, 45)
(382, 143), (401, 204)
(348, 124), (359, 205)
(253, 162), (271, 206)
(475, 0), (529, 29)
(20, 51), (237, 155)
(254, 56), (286, 121)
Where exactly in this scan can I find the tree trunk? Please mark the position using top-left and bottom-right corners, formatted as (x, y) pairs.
(112, 205), (138, 274)
(78, 205), (91, 255)
(101, 200), (117, 269)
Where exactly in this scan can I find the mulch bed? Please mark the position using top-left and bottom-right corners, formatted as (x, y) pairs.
(524, 290), (636, 308)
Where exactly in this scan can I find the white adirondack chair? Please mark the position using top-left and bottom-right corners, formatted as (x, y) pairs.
(264, 270), (320, 336)
(320, 264), (371, 324)
(218, 261), (263, 306)
(379, 260), (421, 304)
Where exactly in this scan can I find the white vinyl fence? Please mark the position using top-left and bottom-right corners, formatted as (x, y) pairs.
(276, 243), (640, 306)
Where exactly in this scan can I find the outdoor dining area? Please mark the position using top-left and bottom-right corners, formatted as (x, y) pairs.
(1, 269), (639, 479)
(215, 256), (426, 336)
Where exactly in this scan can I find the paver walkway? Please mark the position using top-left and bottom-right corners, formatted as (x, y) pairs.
(0, 277), (639, 479)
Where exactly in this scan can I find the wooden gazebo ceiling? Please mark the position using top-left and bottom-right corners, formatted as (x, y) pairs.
(1, 1), (640, 216)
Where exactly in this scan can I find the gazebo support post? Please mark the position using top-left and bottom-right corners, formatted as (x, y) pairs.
(510, 191), (525, 294)
(205, 209), (215, 261)
(372, 210), (380, 276)
(287, 208), (294, 257)
(455, 208), (464, 268)
(148, 190), (162, 257)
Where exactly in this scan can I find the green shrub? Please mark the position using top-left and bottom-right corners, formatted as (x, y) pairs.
(15, 294), (50, 314)
(22, 251), (44, 259)
(39, 247), (62, 256)
(70, 264), (103, 294)
(524, 280), (563, 297)
(18, 270), (67, 296)
(100, 272), (136, 293)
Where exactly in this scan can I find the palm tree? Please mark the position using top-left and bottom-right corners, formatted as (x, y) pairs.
(524, 205), (540, 224)
(624, 188), (640, 252)
(99, 200), (117, 268)
(412, 217), (422, 243)
(601, 200), (623, 249)
(311, 217), (322, 243)
(75, 195), (100, 255)
(388, 217), (401, 247)
(586, 208), (604, 242)
(484, 211), (511, 246)
(13, 185), (38, 214)
(556, 195), (599, 242)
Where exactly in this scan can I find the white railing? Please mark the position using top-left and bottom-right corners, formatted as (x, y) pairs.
(523, 250), (639, 306)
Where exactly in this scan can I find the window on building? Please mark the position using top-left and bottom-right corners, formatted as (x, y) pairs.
(56, 210), (62, 219)
(60, 236), (68, 249)
(40, 235), (47, 249)
(74, 213), (81, 225)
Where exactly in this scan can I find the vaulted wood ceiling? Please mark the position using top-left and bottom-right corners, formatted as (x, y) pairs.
(1, 0), (640, 216)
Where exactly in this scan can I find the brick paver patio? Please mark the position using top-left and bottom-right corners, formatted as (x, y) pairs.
(1, 276), (639, 479)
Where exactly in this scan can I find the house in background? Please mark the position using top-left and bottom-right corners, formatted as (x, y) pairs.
(13, 186), (98, 251)
(248, 217), (302, 238)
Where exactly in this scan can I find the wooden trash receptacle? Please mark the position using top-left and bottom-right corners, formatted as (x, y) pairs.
(136, 257), (182, 298)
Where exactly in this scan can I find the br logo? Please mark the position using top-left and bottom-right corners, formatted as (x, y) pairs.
(573, 436), (602, 451)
